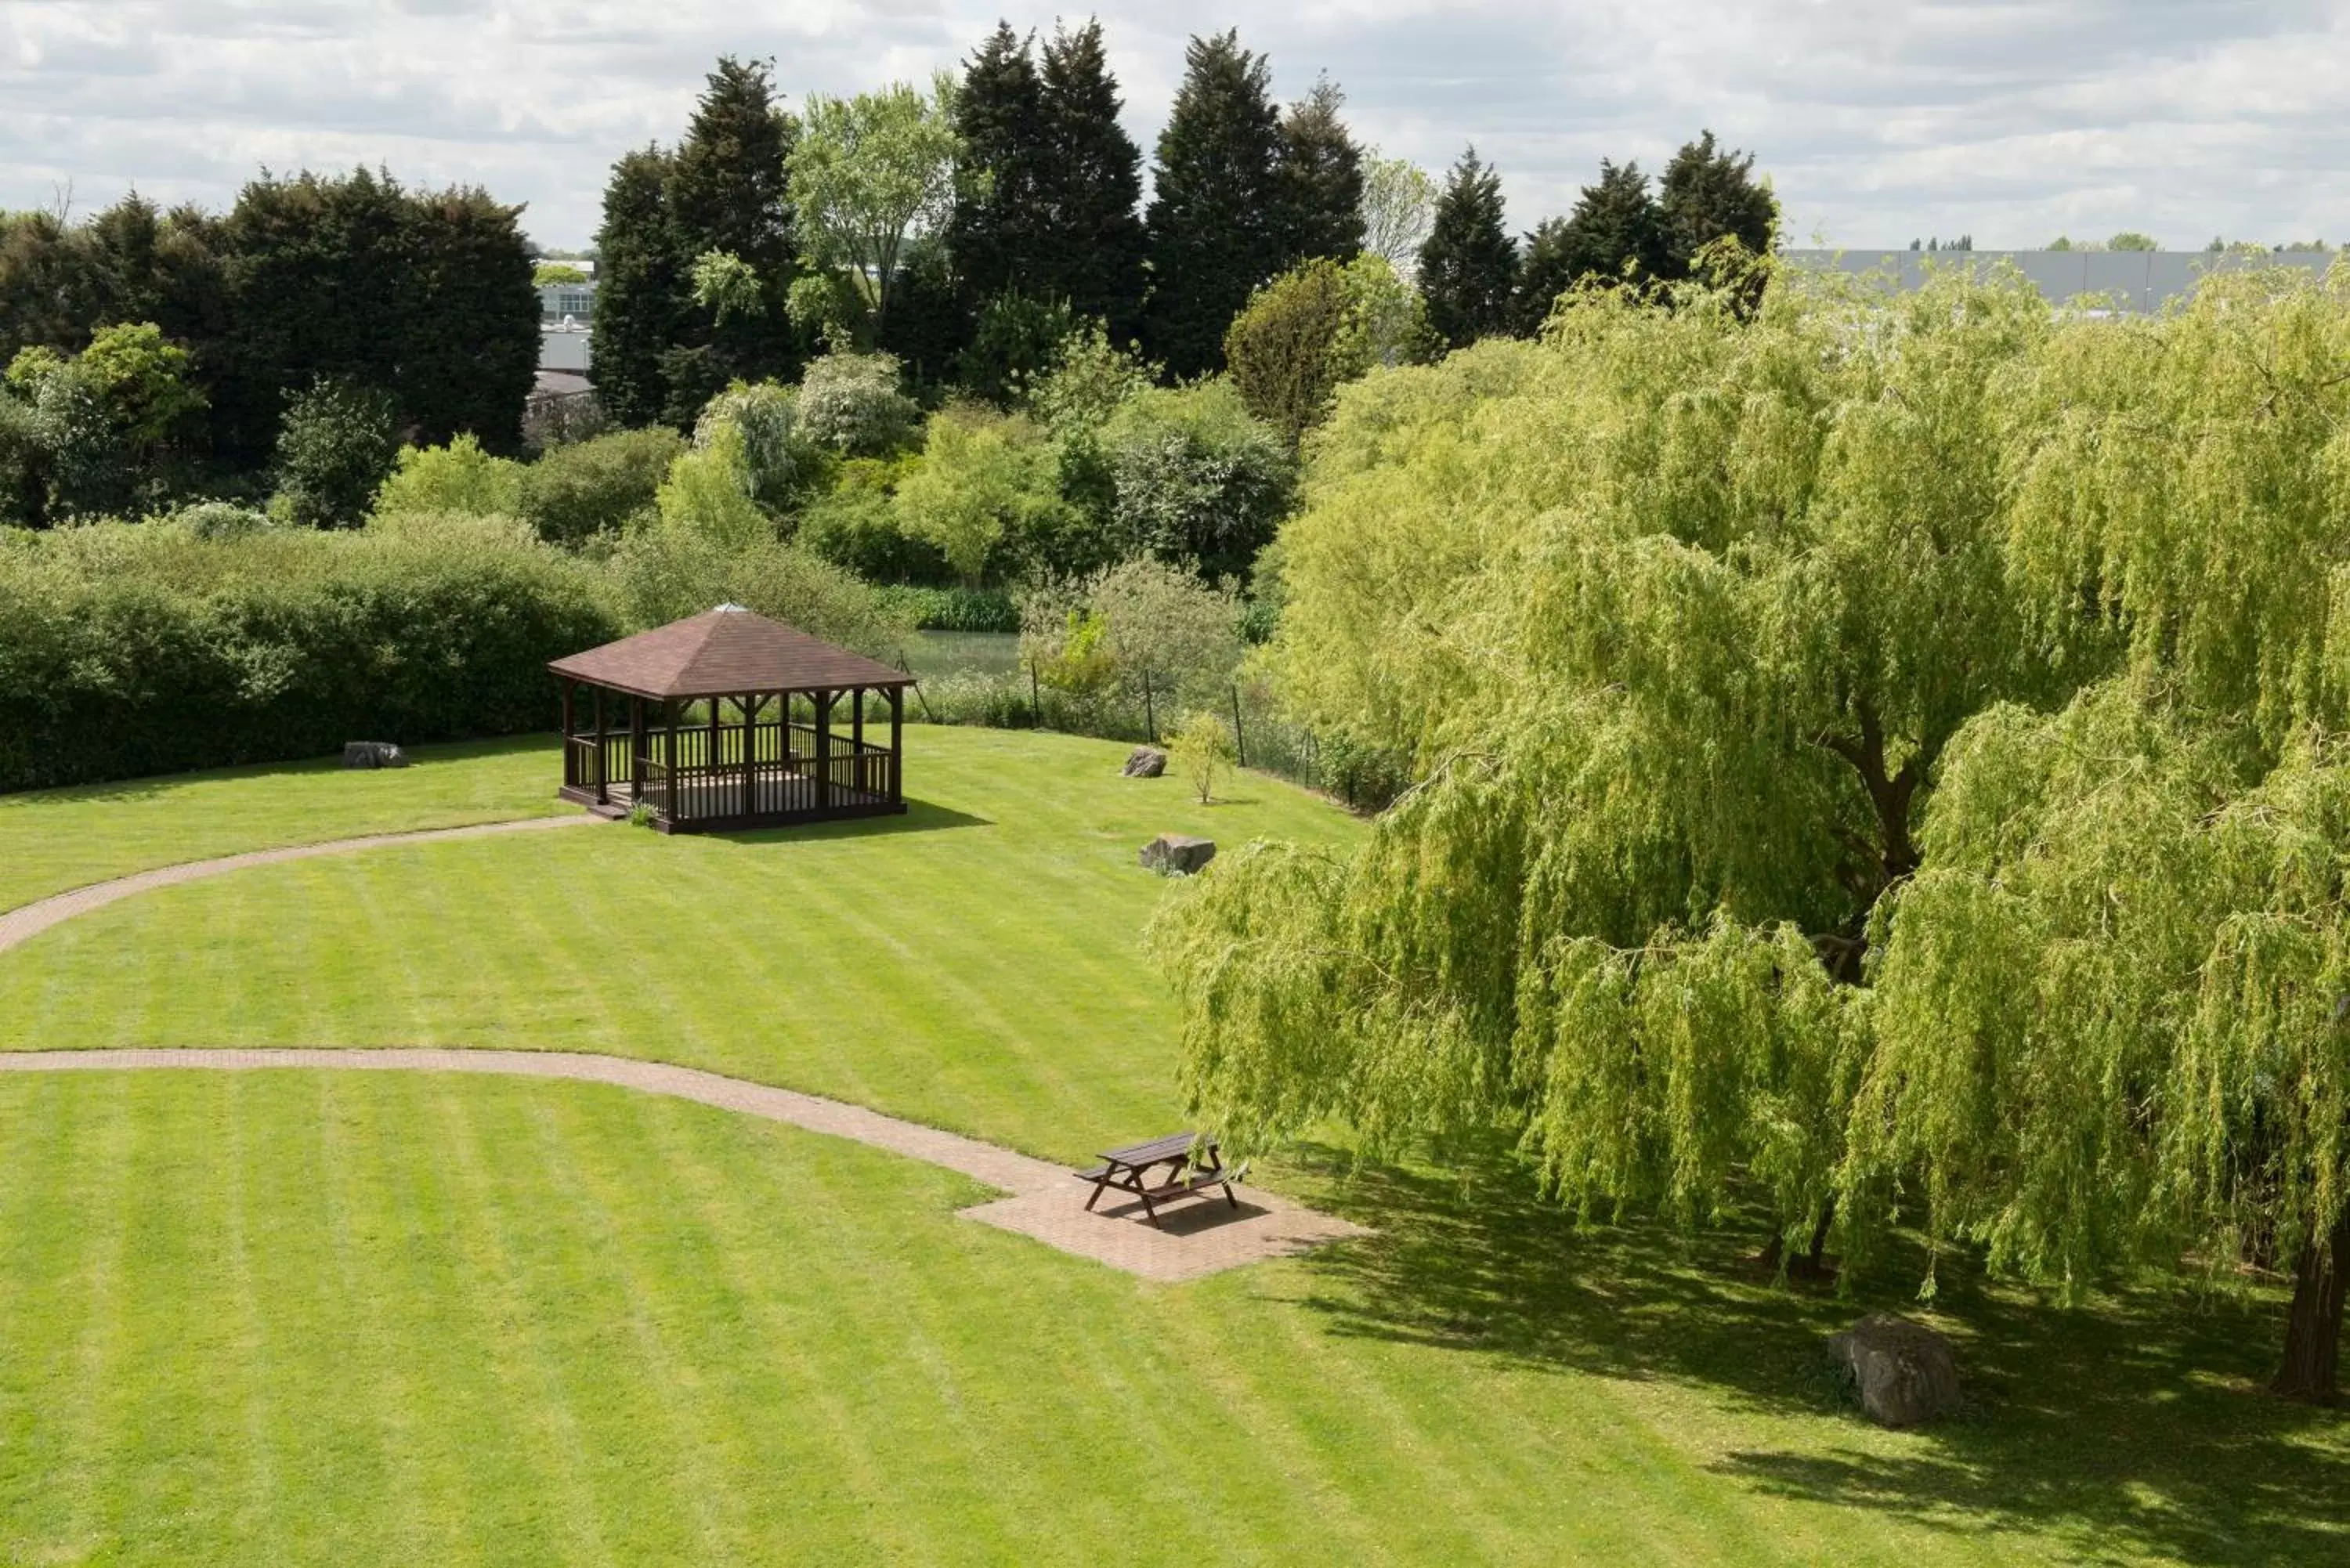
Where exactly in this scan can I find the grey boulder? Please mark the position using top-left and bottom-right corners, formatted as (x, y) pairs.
(1140, 834), (1216, 876)
(1123, 747), (1168, 779)
(1826, 1314), (1961, 1428)
(343, 742), (409, 770)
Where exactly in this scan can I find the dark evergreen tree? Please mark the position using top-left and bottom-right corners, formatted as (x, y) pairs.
(1418, 148), (1518, 349)
(1036, 19), (1146, 339)
(1515, 159), (1665, 332)
(402, 186), (540, 450)
(1143, 31), (1286, 379)
(1658, 130), (1775, 278)
(591, 146), (686, 429)
(666, 56), (804, 388)
(1273, 76), (1365, 266)
(949, 23), (1048, 309)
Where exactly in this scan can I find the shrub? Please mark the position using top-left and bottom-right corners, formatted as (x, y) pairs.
(956, 292), (1078, 405)
(872, 583), (1018, 632)
(609, 527), (912, 655)
(799, 457), (949, 583)
(170, 500), (279, 539)
(373, 434), (524, 518)
(273, 378), (398, 529)
(649, 425), (774, 550)
(891, 408), (1070, 584)
(515, 426), (685, 547)
(1097, 382), (1295, 582)
(795, 352), (920, 457)
(1224, 256), (1437, 447)
(693, 380), (815, 508)
(0, 519), (613, 791)
(1020, 556), (1244, 705)
(1169, 709), (1232, 804)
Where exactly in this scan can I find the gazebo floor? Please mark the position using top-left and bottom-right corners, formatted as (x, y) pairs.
(562, 776), (900, 833)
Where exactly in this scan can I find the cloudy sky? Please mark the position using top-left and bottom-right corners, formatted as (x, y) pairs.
(2, 2), (2345, 251)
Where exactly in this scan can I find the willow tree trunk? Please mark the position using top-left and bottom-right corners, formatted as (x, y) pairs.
(2273, 1210), (2350, 1402)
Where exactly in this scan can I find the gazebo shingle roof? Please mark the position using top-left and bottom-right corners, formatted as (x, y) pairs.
(549, 605), (911, 700)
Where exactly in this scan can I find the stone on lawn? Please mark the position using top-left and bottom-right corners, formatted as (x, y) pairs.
(1140, 833), (1216, 876)
(1826, 1313), (1961, 1428)
(343, 742), (409, 770)
(1123, 746), (1167, 779)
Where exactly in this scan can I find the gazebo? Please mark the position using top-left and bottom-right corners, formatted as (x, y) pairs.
(549, 605), (913, 833)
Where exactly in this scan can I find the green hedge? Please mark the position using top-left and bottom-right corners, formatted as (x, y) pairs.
(0, 518), (616, 791)
(873, 583), (1020, 634)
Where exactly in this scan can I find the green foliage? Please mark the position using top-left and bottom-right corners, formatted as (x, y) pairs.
(1025, 322), (1158, 432)
(591, 149), (689, 428)
(787, 77), (964, 341)
(649, 424), (772, 550)
(1658, 131), (1776, 280)
(949, 23), (1050, 314)
(1272, 76), (1365, 266)
(533, 262), (589, 287)
(795, 352), (921, 457)
(1517, 160), (1666, 331)
(873, 583), (1018, 632)
(608, 526), (910, 656)
(692, 379), (812, 507)
(1031, 21), (1149, 339)
(1359, 153), (1435, 273)
(1419, 149), (1520, 348)
(0, 518), (612, 789)
(1142, 31), (1288, 378)
(373, 434), (523, 518)
(1097, 381), (1296, 581)
(799, 455), (945, 582)
(891, 407), (1070, 584)
(2108, 231), (2159, 251)
(0, 322), (208, 520)
(272, 378), (399, 529)
(169, 500), (279, 539)
(1225, 255), (1435, 446)
(955, 291), (1078, 405)
(1170, 708), (1233, 804)
(666, 57), (804, 383)
(514, 426), (686, 547)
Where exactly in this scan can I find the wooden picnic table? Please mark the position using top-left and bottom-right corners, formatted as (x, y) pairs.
(1073, 1131), (1239, 1228)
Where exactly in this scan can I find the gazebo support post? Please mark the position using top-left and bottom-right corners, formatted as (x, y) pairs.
(592, 685), (608, 805)
(629, 695), (645, 809)
(852, 688), (866, 796)
(888, 686), (903, 806)
(663, 699), (679, 826)
(815, 688), (833, 814)
(559, 681), (576, 789)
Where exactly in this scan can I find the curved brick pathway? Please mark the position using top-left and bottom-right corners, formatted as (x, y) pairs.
(0, 816), (1365, 1281)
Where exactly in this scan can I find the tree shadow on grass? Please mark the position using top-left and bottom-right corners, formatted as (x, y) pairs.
(1278, 1140), (2350, 1566)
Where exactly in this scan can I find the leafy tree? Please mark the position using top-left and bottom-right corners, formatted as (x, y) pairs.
(1098, 380), (1295, 580)
(955, 291), (1078, 405)
(1034, 20), (1148, 338)
(786, 78), (963, 345)
(1658, 130), (1775, 278)
(1026, 320), (1159, 432)
(372, 433), (522, 517)
(533, 262), (589, 287)
(1273, 76), (1365, 266)
(692, 378), (814, 508)
(649, 422), (773, 550)
(891, 407), (1068, 583)
(1143, 31), (1287, 379)
(2107, 230), (2159, 251)
(515, 426), (686, 545)
(1418, 149), (1519, 348)
(591, 146), (688, 428)
(1170, 708), (1232, 804)
(1225, 255), (1434, 446)
(1153, 261), (2350, 1398)
(794, 352), (920, 457)
(949, 23), (1049, 311)
(1516, 159), (1665, 332)
(1359, 153), (1436, 276)
(272, 378), (398, 529)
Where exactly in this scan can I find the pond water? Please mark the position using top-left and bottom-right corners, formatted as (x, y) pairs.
(901, 630), (1022, 680)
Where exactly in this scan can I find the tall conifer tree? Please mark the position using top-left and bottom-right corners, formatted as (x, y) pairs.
(1516, 159), (1665, 332)
(591, 146), (685, 428)
(1036, 19), (1146, 338)
(1273, 76), (1365, 266)
(1658, 130), (1775, 277)
(1417, 148), (1518, 349)
(665, 57), (804, 399)
(949, 23), (1047, 309)
(1143, 31), (1285, 379)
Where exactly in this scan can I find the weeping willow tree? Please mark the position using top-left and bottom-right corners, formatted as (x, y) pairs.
(1152, 256), (2350, 1397)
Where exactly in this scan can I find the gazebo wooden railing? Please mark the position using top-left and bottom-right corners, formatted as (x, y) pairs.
(548, 606), (913, 834)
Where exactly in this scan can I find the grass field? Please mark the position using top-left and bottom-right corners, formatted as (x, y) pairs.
(0, 735), (563, 911)
(0, 725), (2343, 1566)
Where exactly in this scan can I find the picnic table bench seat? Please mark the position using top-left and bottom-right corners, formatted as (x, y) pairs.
(1072, 1131), (1242, 1227)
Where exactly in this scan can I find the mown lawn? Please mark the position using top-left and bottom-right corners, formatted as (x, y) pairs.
(0, 725), (2343, 1566)
(0, 735), (565, 911)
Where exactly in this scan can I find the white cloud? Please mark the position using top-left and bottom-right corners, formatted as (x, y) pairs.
(0, 1), (2343, 249)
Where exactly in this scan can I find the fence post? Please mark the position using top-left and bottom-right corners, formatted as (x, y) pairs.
(1141, 667), (1157, 744)
(1230, 682), (1247, 768)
